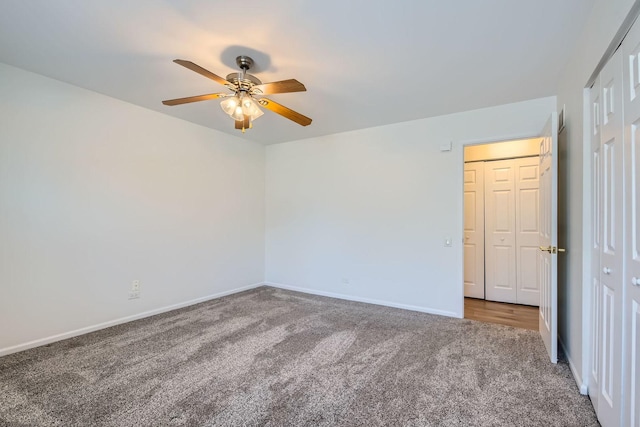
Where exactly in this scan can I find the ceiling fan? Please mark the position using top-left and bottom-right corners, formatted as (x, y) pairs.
(162, 55), (312, 132)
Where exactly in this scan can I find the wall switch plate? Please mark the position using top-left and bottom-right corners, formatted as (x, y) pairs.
(131, 280), (140, 291)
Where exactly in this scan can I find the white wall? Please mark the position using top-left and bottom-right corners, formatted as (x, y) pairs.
(0, 63), (265, 354)
(555, 0), (636, 391)
(265, 96), (555, 317)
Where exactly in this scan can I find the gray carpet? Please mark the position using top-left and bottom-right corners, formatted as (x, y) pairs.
(0, 287), (598, 426)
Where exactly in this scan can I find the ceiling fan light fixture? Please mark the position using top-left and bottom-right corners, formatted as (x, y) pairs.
(231, 104), (244, 121)
(241, 96), (264, 120)
(249, 106), (264, 121)
(221, 93), (263, 122)
(220, 96), (239, 115)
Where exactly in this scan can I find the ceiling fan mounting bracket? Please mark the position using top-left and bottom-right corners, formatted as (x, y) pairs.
(236, 55), (255, 71)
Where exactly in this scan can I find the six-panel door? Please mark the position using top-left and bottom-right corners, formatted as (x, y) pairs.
(464, 162), (485, 299)
(623, 20), (640, 427)
(597, 48), (624, 427)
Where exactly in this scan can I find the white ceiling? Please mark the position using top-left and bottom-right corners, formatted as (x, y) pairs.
(0, 1), (595, 145)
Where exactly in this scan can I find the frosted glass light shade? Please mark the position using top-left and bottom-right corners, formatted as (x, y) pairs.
(220, 96), (239, 115)
(221, 94), (263, 123)
(241, 96), (264, 120)
(248, 104), (264, 120)
(231, 105), (244, 121)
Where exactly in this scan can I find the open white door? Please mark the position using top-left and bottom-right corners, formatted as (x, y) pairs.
(538, 112), (558, 363)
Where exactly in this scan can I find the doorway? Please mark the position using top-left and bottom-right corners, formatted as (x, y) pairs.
(463, 138), (541, 329)
(464, 298), (538, 330)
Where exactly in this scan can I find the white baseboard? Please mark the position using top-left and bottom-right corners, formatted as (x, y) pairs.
(0, 282), (264, 357)
(559, 336), (588, 395)
(264, 281), (459, 318)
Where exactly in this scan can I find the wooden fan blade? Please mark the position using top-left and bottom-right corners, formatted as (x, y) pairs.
(235, 116), (250, 130)
(173, 59), (232, 87)
(258, 98), (312, 126)
(162, 93), (227, 106)
(253, 79), (306, 94)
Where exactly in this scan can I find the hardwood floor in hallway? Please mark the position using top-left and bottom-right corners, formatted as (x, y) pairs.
(464, 298), (538, 330)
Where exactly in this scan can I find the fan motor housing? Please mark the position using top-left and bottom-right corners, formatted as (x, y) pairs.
(225, 72), (262, 88)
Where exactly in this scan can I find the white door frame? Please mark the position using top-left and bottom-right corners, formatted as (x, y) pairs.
(581, 87), (595, 396)
(458, 134), (541, 318)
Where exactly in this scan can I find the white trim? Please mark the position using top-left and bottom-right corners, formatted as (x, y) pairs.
(459, 133), (541, 148)
(559, 335), (588, 395)
(0, 282), (264, 357)
(581, 86), (594, 398)
(264, 281), (460, 318)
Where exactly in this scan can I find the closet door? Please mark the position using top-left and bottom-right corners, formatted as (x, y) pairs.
(464, 162), (485, 299)
(623, 21), (640, 427)
(485, 159), (517, 303)
(589, 76), (603, 411)
(598, 48), (624, 427)
(515, 156), (540, 306)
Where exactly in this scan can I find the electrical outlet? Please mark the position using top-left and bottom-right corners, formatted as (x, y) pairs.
(128, 290), (140, 299)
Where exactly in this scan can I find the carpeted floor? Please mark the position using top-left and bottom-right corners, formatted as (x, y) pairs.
(0, 287), (598, 426)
